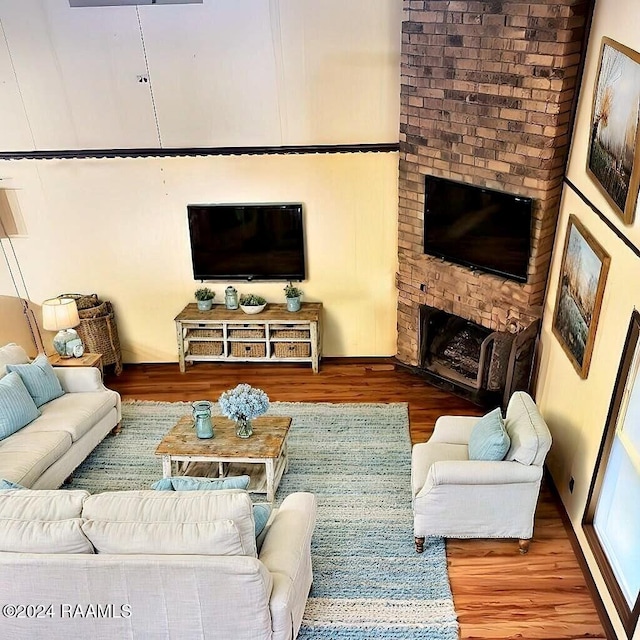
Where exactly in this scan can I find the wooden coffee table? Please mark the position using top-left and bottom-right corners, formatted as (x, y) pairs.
(155, 414), (291, 502)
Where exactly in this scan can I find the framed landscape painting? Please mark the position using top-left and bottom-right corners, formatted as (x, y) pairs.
(552, 215), (610, 379)
(587, 37), (640, 224)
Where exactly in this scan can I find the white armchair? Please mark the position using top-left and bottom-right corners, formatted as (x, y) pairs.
(411, 391), (552, 553)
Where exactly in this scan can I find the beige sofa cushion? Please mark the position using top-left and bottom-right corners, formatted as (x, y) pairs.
(20, 392), (117, 442)
(0, 343), (29, 380)
(83, 519), (246, 555)
(0, 430), (72, 486)
(0, 489), (93, 553)
(82, 490), (257, 557)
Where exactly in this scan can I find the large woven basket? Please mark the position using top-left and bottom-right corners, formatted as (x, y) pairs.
(74, 301), (123, 375)
(273, 342), (311, 358)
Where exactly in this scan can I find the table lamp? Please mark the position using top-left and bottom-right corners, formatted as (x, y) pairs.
(42, 298), (81, 358)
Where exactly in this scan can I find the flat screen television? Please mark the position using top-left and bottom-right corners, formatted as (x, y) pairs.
(423, 175), (532, 283)
(187, 203), (306, 281)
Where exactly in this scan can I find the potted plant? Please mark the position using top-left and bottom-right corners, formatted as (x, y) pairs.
(284, 282), (303, 312)
(239, 294), (267, 315)
(195, 287), (215, 311)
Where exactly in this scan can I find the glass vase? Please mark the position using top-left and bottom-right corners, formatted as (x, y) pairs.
(235, 417), (253, 439)
(192, 401), (214, 439)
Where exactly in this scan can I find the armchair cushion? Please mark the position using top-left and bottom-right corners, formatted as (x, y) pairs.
(468, 408), (510, 461)
(504, 392), (552, 466)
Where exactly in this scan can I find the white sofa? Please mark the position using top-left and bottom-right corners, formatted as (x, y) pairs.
(0, 343), (121, 488)
(412, 391), (552, 553)
(0, 488), (317, 640)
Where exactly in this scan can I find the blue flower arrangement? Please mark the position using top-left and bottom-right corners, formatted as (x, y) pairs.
(218, 383), (270, 421)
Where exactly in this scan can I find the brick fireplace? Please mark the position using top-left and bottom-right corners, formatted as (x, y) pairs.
(396, 0), (593, 368)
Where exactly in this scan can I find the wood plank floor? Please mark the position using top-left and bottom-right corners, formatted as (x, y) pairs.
(104, 358), (607, 640)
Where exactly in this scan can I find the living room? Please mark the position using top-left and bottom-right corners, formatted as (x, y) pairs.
(0, 0), (639, 638)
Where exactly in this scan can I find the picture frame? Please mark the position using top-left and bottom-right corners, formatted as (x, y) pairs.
(552, 215), (610, 379)
(587, 37), (640, 225)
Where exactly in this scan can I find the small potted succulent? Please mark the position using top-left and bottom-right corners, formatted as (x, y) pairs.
(239, 293), (267, 315)
(195, 287), (215, 311)
(284, 282), (303, 312)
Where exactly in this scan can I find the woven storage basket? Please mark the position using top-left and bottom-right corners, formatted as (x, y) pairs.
(78, 301), (109, 319)
(228, 329), (265, 339)
(270, 329), (310, 339)
(189, 341), (223, 356)
(74, 301), (123, 375)
(58, 293), (100, 311)
(231, 342), (266, 358)
(273, 342), (311, 358)
(188, 328), (223, 339)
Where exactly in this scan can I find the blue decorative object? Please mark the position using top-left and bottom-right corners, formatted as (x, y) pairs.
(286, 297), (301, 312)
(218, 384), (269, 439)
(468, 407), (511, 461)
(225, 286), (239, 310)
(192, 400), (214, 439)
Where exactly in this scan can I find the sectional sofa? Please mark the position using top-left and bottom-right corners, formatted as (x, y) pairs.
(0, 488), (317, 639)
(0, 343), (121, 488)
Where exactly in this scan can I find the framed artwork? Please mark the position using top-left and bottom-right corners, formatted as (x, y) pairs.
(587, 37), (640, 225)
(552, 215), (610, 379)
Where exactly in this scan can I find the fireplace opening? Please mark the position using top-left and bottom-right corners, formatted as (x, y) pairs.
(419, 305), (539, 407)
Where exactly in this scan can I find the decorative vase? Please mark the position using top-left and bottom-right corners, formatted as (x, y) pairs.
(225, 286), (239, 310)
(235, 417), (253, 439)
(197, 299), (213, 311)
(192, 400), (214, 439)
(286, 297), (301, 312)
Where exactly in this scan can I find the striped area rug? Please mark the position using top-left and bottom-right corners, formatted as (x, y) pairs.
(67, 401), (458, 639)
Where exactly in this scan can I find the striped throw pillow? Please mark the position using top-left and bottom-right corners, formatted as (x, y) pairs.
(7, 354), (64, 407)
(0, 372), (41, 440)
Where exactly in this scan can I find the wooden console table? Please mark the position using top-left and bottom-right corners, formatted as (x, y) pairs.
(175, 302), (323, 373)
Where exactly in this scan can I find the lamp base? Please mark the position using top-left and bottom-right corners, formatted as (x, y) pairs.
(52, 329), (79, 358)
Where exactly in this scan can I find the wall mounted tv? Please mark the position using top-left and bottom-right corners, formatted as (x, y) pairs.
(187, 203), (306, 281)
(423, 175), (532, 283)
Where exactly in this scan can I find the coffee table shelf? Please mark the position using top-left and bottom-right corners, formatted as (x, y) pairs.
(155, 414), (292, 503)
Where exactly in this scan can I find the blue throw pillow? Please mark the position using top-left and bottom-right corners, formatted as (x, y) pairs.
(0, 478), (26, 490)
(0, 372), (41, 441)
(7, 354), (64, 407)
(468, 407), (510, 461)
(151, 475), (250, 491)
(253, 503), (272, 538)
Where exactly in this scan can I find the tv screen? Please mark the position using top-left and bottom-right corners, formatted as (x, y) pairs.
(187, 203), (306, 281)
(423, 175), (532, 282)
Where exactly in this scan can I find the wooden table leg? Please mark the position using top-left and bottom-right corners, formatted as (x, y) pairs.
(162, 455), (172, 478)
(265, 459), (275, 503)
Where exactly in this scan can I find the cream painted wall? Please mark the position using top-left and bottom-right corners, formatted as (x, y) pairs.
(0, 152), (399, 362)
(535, 1), (640, 637)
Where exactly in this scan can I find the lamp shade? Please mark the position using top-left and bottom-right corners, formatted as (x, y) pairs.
(42, 298), (80, 331)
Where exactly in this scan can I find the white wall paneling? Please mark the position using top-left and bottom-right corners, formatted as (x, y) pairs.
(0, 0), (158, 150)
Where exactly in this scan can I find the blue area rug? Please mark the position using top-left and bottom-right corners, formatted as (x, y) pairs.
(67, 401), (458, 639)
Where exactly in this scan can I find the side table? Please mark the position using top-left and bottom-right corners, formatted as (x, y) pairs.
(48, 352), (104, 377)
